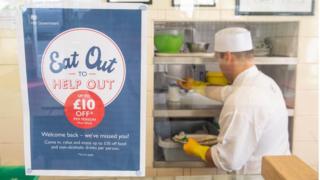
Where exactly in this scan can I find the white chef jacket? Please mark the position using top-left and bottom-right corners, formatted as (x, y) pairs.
(210, 65), (290, 174)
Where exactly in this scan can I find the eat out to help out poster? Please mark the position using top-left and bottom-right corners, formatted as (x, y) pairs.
(18, 3), (147, 176)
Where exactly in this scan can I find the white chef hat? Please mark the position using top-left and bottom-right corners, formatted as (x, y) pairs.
(214, 27), (253, 52)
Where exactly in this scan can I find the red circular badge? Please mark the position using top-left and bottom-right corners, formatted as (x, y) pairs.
(64, 90), (105, 129)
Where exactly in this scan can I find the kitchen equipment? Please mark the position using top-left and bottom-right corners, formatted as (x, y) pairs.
(167, 65), (193, 81)
(192, 64), (206, 81)
(163, 73), (186, 82)
(254, 48), (270, 56)
(191, 83), (207, 95)
(254, 38), (272, 57)
(154, 65), (169, 92)
(157, 136), (199, 161)
(155, 120), (219, 161)
(206, 72), (228, 86)
(184, 28), (196, 43)
(179, 91), (222, 106)
(155, 29), (184, 53)
(172, 132), (218, 146)
(186, 42), (210, 53)
(167, 85), (181, 103)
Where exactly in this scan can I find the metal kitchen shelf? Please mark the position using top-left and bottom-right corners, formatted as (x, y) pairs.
(154, 53), (298, 65)
(154, 161), (207, 168)
(254, 57), (298, 65)
(154, 103), (222, 118)
(154, 109), (221, 118)
(154, 54), (215, 64)
(154, 105), (295, 118)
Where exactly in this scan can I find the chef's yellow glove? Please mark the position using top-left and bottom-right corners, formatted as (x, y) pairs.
(177, 78), (207, 94)
(183, 138), (210, 161)
(177, 77), (194, 90)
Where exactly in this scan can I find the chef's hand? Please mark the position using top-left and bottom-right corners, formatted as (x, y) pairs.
(183, 138), (210, 161)
(178, 78), (208, 95)
(177, 77), (194, 90)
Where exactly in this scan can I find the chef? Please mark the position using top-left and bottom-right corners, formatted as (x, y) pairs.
(180, 27), (291, 174)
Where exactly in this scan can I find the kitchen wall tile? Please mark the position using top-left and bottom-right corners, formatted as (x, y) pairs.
(165, 10), (220, 21)
(0, 37), (18, 64)
(295, 90), (318, 116)
(183, 176), (212, 180)
(183, 168), (191, 176)
(190, 168), (217, 175)
(298, 37), (319, 63)
(155, 177), (175, 180)
(0, 66), (22, 118)
(151, 0), (171, 10)
(299, 18), (319, 37)
(148, 20), (154, 38)
(0, 30), (17, 38)
(0, 116), (23, 143)
(292, 140), (318, 167)
(164, 10), (189, 21)
(0, 65), (20, 91)
(296, 64), (318, 90)
(0, 143), (24, 165)
(220, 10), (248, 21)
(216, 168), (227, 174)
(149, 10), (166, 21)
(293, 116), (318, 141)
(247, 16), (301, 22)
(219, 0), (235, 10)
(134, 178), (153, 180)
(156, 168), (183, 176)
(193, 10), (220, 21)
(147, 65), (154, 92)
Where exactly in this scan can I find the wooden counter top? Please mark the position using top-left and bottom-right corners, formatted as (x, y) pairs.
(262, 155), (318, 180)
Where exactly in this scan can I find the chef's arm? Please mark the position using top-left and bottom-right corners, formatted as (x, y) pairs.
(205, 86), (232, 102)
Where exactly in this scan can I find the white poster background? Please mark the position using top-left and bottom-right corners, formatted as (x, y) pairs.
(17, 2), (147, 177)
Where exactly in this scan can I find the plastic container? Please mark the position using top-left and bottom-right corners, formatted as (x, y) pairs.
(154, 30), (184, 53)
(155, 120), (219, 161)
(157, 136), (199, 161)
(206, 72), (228, 86)
(0, 166), (38, 180)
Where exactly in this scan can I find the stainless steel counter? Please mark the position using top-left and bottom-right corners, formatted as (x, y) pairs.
(154, 103), (294, 118)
